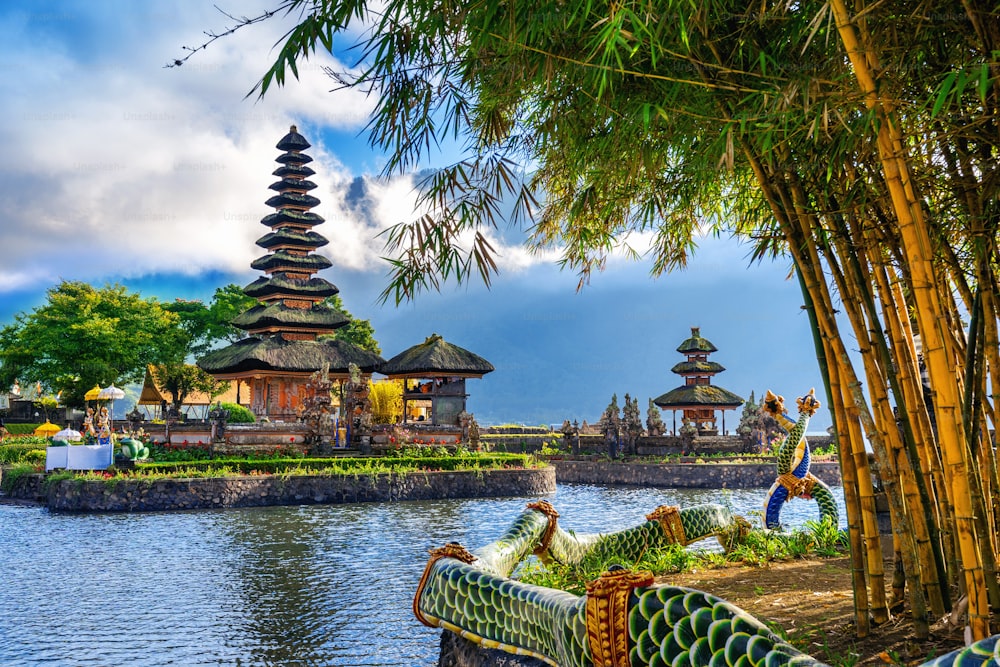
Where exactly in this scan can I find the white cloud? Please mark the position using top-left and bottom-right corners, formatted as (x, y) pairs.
(0, 1), (378, 291)
(0, 1), (771, 298)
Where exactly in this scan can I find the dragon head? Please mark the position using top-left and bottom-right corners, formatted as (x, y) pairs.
(796, 388), (821, 416)
(762, 390), (785, 417)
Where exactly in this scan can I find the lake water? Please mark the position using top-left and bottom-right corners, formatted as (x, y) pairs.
(0, 483), (845, 666)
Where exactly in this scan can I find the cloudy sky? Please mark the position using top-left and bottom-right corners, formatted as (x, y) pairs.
(0, 0), (846, 432)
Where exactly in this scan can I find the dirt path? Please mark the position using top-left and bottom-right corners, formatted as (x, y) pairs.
(662, 557), (967, 666)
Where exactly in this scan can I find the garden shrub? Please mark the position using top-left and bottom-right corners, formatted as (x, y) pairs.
(0, 463), (38, 494)
(0, 442), (46, 465)
(132, 453), (536, 477)
(220, 402), (255, 423)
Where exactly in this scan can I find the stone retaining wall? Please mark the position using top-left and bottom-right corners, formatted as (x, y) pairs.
(42, 467), (555, 512)
(552, 459), (842, 488)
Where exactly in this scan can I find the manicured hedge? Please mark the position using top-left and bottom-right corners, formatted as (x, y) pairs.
(4, 423), (41, 435)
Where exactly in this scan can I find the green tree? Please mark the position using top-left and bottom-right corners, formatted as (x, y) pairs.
(0, 281), (186, 407)
(150, 363), (230, 414)
(163, 284), (259, 359)
(207, 284), (259, 343)
(321, 294), (381, 355)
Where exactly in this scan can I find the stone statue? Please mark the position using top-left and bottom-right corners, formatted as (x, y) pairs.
(209, 401), (230, 442)
(459, 411), (482, 451)
(679, 417), (697, 451)
(301, 364), (334, 454)
(736, 390), (782, 454)
(646, 398), (665, 437)
(126, 406), (143, 434)
(601, 394), (622, 459)
(343, 363), (373, 452)
(622, 393), (643, 456)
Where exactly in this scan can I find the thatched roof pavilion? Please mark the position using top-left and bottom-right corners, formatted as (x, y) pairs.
(380, 334), (494, 426)
(653, 327), (744, 435)
(197, 126), (384, 420)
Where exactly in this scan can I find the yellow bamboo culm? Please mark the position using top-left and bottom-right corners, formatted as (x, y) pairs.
(829, 0), (990, 639)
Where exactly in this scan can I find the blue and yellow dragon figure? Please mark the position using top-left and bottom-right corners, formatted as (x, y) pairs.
(414, 498), (999, 667)
(760, 389), (839, 530)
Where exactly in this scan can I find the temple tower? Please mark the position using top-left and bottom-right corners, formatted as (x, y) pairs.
(198, 126), (383, 421)
(653, 327), (743, 435)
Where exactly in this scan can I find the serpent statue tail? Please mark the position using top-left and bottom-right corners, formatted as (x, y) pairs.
(415, 500), (1000, 667)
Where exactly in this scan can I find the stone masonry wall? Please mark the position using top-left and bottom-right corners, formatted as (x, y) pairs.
(552, 459), (842, 488)
(43, 467), (555, 512)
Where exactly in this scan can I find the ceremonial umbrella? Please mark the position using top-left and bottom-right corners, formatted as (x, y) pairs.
(98, 385), (126, 428)
(53, 427), (82, 442)
(34, 421), (61, 437)
(84, 385), (103, 401)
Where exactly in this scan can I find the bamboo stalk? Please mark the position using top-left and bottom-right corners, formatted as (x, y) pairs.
(874, 263), (953, 612)
(834, 216), (948, 617)
(780, 167), (892, 623)
(829, 0), (990, 637)
(740, 152), (871, 635)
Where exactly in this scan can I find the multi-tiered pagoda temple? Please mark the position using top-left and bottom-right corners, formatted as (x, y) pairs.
(653, 327), (744, 435)
(198, 126), (383, 421)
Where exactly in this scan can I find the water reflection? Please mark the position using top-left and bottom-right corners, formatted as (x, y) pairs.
(0, 484), (844, 666)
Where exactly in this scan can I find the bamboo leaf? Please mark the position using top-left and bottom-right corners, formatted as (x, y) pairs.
(932, 71), (958, 117)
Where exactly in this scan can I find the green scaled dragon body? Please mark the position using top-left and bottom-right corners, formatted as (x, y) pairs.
(416, 501), (998, 667)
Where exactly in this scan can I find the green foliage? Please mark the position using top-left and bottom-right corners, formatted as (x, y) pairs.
(136, 452), (534, 476)
(803, 516), (850, 557)
(150, 363), (230, 412)
(40, 452), (537, 486)
(0, 442), (46, 464)
(319, 294), (381, 354)
(220, 402), (256, 423)
(0, 463), (39, 494)
(207, 284), (259, 344)
(4, 424), (41, 435)
(163, 285), (257, 358)
(369, 379), (403, 424)
(538, 441), (562, 456)
(0, 281), (186, 406)
(147, 442), (214, 462)
(519, 542), (698, 596)
(519, 522), (848, 595)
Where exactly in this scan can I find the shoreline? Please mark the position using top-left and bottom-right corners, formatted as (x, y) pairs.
(2, 458), (842, 512)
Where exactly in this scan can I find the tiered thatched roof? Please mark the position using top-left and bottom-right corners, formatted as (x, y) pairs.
(670, 360), (725, 374)
(380, 334), (494, 377)
(652, 385), (744, 409)
(676, 327), (717, 353)
(231, 302), (349, 331)
(198, 337), (382, 377)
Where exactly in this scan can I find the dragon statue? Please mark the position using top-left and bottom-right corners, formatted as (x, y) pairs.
(415, 389), (998, 667)
(760, 389), (839, 530)
(415, 499), (999, 667)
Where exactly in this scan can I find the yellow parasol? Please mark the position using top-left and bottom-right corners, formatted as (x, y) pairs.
(34, 421), (61, 436)
(84, 385), (103, 401)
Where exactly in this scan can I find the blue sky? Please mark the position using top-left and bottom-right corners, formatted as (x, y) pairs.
(0, 1), (845, 431)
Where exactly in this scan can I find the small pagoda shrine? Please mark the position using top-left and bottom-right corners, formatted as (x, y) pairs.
(653, 327), (744, 436)
(379, 334), (494, 426)
(198, 126), (384, 421)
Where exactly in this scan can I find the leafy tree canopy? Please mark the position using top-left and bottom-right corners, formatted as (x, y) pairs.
(0, 281), (186, 407)
(163, 284), (258, 359)
(150, 362), (230, 413)
(321, 293), (381, 355)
